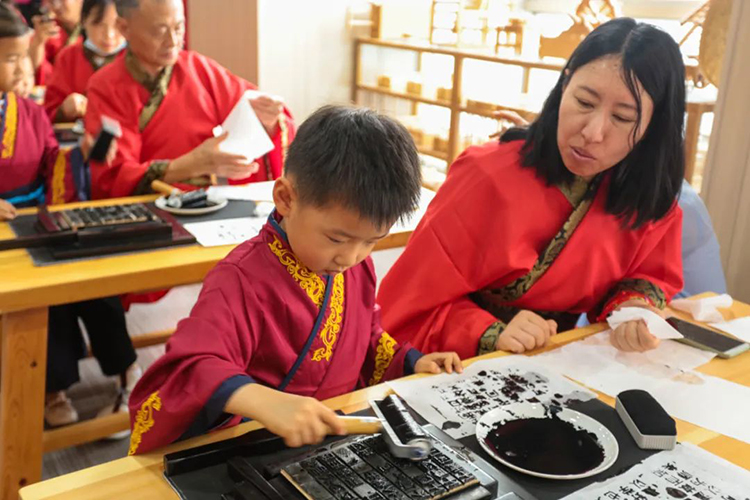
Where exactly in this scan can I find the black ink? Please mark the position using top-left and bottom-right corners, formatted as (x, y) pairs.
(666, 487), (687, 498)
(642, 486), (659, 496)
(483, 417), (604, 475)
(442, 421), (461, 431)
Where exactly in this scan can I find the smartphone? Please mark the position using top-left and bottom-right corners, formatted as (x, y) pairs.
(88, 115), (122, 163)
(667, 317), (750, 358)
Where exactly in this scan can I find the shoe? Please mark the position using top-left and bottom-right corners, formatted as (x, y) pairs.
(96, 395), (130, 440)
(97, 363), (143, 440)
(124, 363), (143, 393)
(45, 391), (79, 427)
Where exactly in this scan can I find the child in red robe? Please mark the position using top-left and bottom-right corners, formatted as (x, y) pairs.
(0, 4), (141, 430)
(44, 0), (126, 122)
(128, 106), (463, 455)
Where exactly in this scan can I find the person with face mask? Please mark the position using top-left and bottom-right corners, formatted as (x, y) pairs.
(43, 0), (125, 122)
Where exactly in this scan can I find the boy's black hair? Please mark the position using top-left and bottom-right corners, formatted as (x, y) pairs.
(284, 105), (422, 228)
(502, 17), (685, 229)
(0, 3), (31, 38)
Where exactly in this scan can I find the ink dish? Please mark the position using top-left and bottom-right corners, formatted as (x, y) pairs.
(476, 402), (619, 480)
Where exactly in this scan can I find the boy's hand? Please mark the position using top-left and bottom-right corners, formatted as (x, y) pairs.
(261, 392), (345, 447)
(496, 310), (557, 353)
(225, 384), (345, 448)
(0, 199), (17, 221)
(415, 352), (463, 375)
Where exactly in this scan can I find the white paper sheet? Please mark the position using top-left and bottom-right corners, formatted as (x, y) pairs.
(207, 181), (274, 202)
(709, 316), (750, 343)
(562, 443), (750, 500)
(183, 217), (264, 247)
(215, 90), (274, 163)
(535, 332), (750, 444)
(387, 356), (596, 439)
(672, 293), (733, 323)
(607, 307), (683, 339)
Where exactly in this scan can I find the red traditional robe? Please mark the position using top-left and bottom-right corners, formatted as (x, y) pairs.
(43, 42), (98, 121)
(35, 22), (82, 85)
(377, 140), (683, 359)
(128, 213), (420, 455)
(0, 92), (76, 206)
(84, 50), (295, 199)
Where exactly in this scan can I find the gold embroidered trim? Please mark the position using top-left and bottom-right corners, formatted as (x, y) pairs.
(128, 391), (162, 455)
(557, 176), (591, 207)
(64, 24), (82, 47)
(125, 50), (175, 131)
(478, 321), (506, 356)
(82, 44), (120, 71)
(369, 332), (397, 386)
(2, 92), (18, 159)
(311, 273), (344, 362)
(50, 150), (67, 204)
(487, 181), (598, 303)
(268, 235), (325, 306)
(133, 160), (170, 195)
(279, 113), (289, 163)
(604, 278), (667, 309)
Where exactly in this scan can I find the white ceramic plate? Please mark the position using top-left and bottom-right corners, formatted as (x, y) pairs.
(476, 402), (619, 480)
(154, 195), (228, 215)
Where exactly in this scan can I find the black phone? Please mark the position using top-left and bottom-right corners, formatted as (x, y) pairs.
(667, 317), (749, 358)
(88, 115), (122, 163)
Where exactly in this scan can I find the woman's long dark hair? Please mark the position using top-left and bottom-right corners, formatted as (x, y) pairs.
(502, 18), (685, 229)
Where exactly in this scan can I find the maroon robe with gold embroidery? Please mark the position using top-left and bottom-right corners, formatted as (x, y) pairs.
(84, 50), (295, 199)
(127, 213), (419, 455)
(0, 92), (76, 206)
(378, 140), (683, 359)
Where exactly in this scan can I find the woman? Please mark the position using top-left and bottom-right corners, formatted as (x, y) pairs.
(378, 18), (685, 358)
(43, 0), (124, 121)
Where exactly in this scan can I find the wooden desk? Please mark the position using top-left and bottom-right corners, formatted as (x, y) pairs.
(18, 296), (750, 500)
(0, 187), (435, 500)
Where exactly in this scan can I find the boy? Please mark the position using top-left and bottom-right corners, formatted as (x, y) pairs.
(0, 3), (140, 430)
(128, 106), (462, 454)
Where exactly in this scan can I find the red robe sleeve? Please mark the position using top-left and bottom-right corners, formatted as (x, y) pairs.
(595, 206), (684, 320)
(128, 263), (260, 455)
(377, 149), (502, 359)
(84, 72), (149, 199)
(43, 47), (77, 122)
(196, 56), (296, 183)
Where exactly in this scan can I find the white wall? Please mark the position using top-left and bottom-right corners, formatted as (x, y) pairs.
(702, 0), (750, 302)
(256, 0), (360, 121)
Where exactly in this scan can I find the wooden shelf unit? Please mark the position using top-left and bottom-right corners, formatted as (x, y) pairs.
(352, 36), (563, 165)
(352, 36), (708, 183)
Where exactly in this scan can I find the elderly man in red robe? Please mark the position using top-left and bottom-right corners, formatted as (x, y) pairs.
(84, 0), (294, 199)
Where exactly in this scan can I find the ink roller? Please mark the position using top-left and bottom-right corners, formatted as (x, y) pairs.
(335, 394), (433, 461)
(151, 180), (210, 209)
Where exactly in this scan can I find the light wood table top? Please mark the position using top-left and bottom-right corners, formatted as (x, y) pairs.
(0, 186), (435, 313)
(0, 186), (434, 500)
(19, 295), (750, 500)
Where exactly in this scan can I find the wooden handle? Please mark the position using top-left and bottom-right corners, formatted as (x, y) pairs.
(334, 416), (382, 435)
(151, 180), (180, 196)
